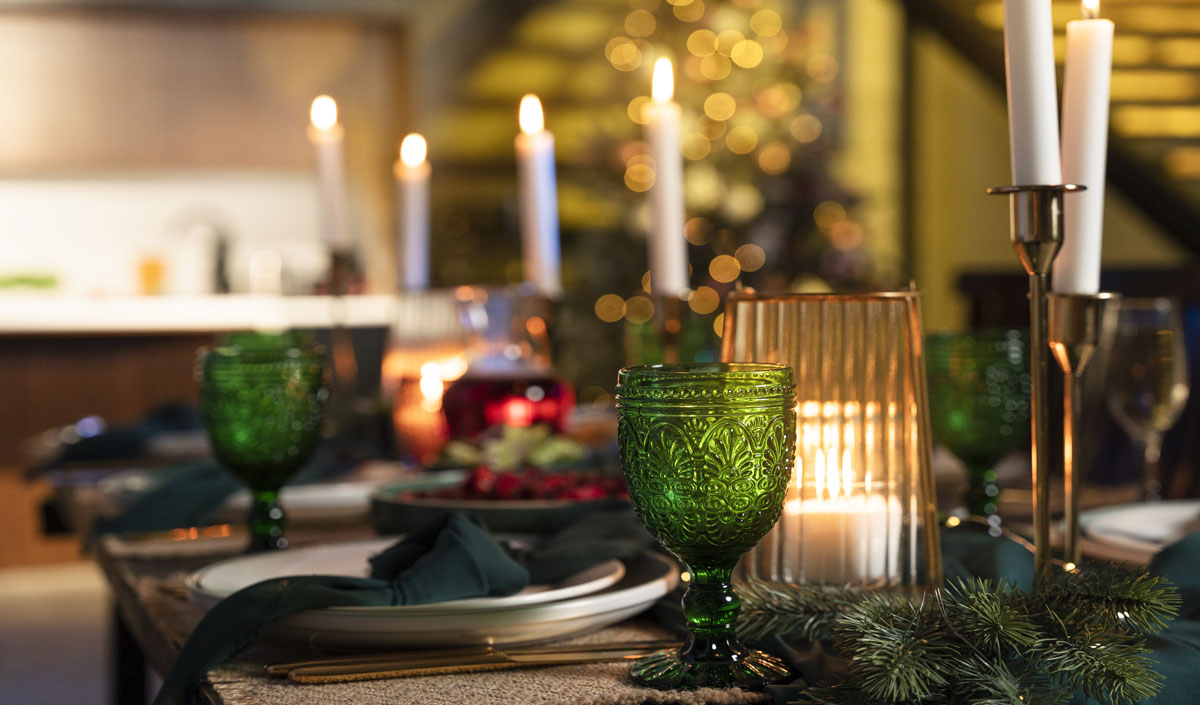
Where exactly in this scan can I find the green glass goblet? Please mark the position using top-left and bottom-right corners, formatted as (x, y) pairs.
(616, 362), (796, 690)
(925, 331), (1030, 521)
(199, 333), (329, 552)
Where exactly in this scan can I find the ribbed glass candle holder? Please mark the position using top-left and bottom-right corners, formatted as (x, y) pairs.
(722, 292), (942, 591)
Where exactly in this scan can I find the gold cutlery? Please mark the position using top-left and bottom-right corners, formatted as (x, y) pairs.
(266, 640), (679, 684)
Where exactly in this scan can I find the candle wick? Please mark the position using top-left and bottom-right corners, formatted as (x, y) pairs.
(1081, 6), (1098, 19)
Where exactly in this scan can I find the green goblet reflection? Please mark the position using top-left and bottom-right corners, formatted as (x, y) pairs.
(925, 331), (1030, 519)
(617, 363), (796, 690)
(200, 333), (328, 552)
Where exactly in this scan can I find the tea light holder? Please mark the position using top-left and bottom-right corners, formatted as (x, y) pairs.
(724, 292), (942, 591)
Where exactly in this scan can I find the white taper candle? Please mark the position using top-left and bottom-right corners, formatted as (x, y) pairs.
(644, 58), (689, 299)
(1002, 0), (1063, 185)
(1054, 0), (1113, 294)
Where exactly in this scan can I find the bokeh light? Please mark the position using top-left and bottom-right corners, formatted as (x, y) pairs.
(594, 294), (626, 322)
(688, 286), (721, 314)
(700, 53), (732, 80)
(814, 201), (847, 230)
(807, 54), (839, 82)
(757, 141), (791, 174)
(627, 96), (652, 124)
(685, 217), (715, 245)
(750, 9), (782, 36)
(625, 10), (656, 37)
(713, 312), (725, 337)
(630, 0), (661, 10)
(687, 29), (718, 56)
(735, 244), (766, 271)
(709, 254), (742, 282)
(698, 116), (727, 139)
(674, 0), (705, 22)
(726, 125), (759, 154)
(730, 40), (764, 68)
(704, 92), (737, 121)
(607, 37), (643, 71)
(625, 295), (655, 324)
(641, 270), (653, 293)
(716, 30), (746, 57)
(790, 114), (822, 143)
(682, 133), (712, 160)
(625, 162), (656, 192)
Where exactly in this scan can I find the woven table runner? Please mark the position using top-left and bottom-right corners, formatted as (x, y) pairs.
(137, 575), (767, 705)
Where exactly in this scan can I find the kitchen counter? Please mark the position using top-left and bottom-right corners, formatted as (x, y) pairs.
(0, 294), (396, 335)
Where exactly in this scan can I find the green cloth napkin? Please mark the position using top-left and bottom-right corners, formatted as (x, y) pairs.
(153, 507), (653, 705)
(91, 462), (240, 539)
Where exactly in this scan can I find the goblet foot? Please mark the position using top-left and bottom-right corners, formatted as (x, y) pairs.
(629, 648), (793, 690)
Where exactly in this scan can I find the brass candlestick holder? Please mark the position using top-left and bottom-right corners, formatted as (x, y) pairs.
(987, 183), (1084, 586)
(1049, 292), (1120, 565)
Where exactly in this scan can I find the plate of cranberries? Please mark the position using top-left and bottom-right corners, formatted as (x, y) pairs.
(370, 467), (630, 535)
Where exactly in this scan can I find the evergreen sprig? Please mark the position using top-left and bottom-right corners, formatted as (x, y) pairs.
(735, 564), (1180, 705)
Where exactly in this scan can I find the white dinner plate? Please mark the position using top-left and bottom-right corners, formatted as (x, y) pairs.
(1081, 499), (1200, 557)
(187, 546), (677, 649)
(187, 537), (625, 612)
(220, 481), (384, 522)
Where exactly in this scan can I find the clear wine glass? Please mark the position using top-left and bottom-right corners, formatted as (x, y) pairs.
(1105, 298), (1190, 501)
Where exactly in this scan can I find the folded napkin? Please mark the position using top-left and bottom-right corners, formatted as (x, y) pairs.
(153, 507), (653, 705)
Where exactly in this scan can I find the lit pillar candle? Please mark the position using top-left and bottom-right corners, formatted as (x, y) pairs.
(1002, 0), (1063, 185)
(514, 95), (563, 299)
(395, 133), (431, 291)
(1054, 0), (1113, 295)
(643, 58), (689, 299)
(307, 95), (352, 253)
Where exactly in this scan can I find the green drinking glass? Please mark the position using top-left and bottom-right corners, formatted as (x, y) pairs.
(616, 362), (796, 690)
(925, 331), (1030, 520)
(199, 333), (329, 552)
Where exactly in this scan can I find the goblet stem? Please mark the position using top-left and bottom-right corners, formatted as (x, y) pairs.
(246, 489), (287, 552)
(1141, 434), (1164, 502)
(630, 559), (792, 690)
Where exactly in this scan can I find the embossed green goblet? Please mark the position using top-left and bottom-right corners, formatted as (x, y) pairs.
(616, 363), (796, 690)
(200, 333), (328, 552)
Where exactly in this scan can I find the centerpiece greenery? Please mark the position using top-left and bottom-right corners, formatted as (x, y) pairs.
(737, 564), (1180, 705)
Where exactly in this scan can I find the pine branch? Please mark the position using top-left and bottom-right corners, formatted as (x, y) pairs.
(942, 578), (1039, 656)
(736, 580), (857, 642)
(1041, 564), (1180, 635)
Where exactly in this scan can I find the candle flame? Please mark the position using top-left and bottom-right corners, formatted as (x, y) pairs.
(652, 58), (674, 102)
(519, 94), (544, 134)
(400, 133), (427, 167)
(1081, 0), (1099, 19)
(310, 95), (338, 131)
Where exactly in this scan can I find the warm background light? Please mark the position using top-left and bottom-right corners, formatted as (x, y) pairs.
(518, 94), (544, 134)
(652, 57), (674, 102)
(400, 133), (427, 168)
(309, 95), (338, 130)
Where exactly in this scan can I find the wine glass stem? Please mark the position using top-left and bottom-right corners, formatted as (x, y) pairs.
(1142, 434), (1164, 502)
(247, 489), (287, 552)
(681, 563), (743, 661)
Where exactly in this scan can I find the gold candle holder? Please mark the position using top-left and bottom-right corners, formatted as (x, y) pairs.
(988, 183), (1084, 585)
(1048, 292), (1120, 565)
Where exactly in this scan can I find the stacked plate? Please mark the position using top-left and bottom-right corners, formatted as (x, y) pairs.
(186, 538), (678, 649)
(1080, 499), (1200, 563)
